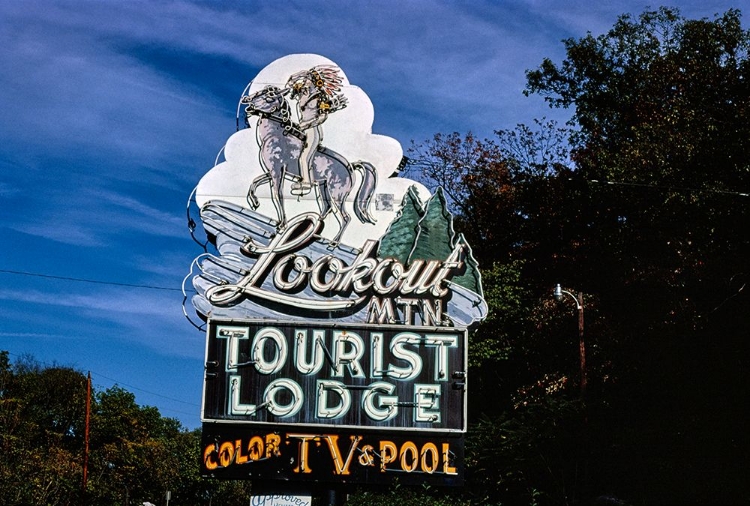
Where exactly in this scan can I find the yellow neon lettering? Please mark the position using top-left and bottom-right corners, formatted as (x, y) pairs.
(442, 443), (457, 475)
(203, 445), (218, 471)
(379, 440), (397, 472)
(323, 435), (362, 475)
(421, 442), (439, 473)
(218, 441), (234, 467)
(286, 433), (317, 474)
(265, 433), (282, 458)
(248, 436), (264, 461)
(235, 439), (248, 464)
(399, 441), (418, 472)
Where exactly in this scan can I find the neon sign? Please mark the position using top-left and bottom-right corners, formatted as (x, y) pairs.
(186, 54), (486, 486)
(203, 321), (466, 432)
(201, 426), (464, 485)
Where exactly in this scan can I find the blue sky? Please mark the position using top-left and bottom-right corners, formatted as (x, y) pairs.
(1, 0), (741, 428)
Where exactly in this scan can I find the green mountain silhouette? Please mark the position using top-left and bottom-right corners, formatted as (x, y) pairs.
(378, 185), (424, 263)
(408, 187), (455, 263)
(450, 233), (482, 295)
(378, 186), (483, 297)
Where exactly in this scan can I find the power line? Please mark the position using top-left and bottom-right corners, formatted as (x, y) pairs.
(0, 269), (186, 292)
(405, 158), (750, 198)
(586, 178), (750, 197)
(92, 372), (201, 408)
(3, 351), (201, 409)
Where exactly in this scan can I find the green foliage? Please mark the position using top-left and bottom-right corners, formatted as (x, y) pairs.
(526, 8), (750, 329)
(407, 123), (571, 268)
(0, 352), (261, 506)
(407, 8), (750, 504)
(468, 261), (526, 370)
(86, 386), (181, 505)
(346, 482), (476, 506)
(0, 354), (85, 506)
(466, 398), (586, 506)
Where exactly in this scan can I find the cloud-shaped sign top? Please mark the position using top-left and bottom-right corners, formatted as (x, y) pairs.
(195, 54), (430, 247)
(187, 54), (487, 328)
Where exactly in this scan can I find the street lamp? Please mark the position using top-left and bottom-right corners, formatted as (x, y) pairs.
(553, 284), (586, 398)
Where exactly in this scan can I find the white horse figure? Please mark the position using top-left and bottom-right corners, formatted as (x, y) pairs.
(242, 86), (377, 247)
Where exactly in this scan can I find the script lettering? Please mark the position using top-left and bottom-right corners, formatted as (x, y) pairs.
(204, 213), (464, 323)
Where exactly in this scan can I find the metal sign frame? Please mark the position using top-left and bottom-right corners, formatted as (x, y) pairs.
(202, 319), (468, 433)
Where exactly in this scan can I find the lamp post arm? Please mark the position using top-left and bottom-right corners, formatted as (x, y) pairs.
(559, 289), (582, 309)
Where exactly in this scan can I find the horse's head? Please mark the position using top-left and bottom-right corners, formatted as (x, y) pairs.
(241, 86), (288, 116)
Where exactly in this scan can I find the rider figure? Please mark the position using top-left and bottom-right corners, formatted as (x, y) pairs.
(286, 65), (347, 196)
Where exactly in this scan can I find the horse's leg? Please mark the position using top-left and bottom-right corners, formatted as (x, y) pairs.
(316, 181), (333, 218)
(331, 201), (351, 247)
(269, 166), (287, 230)
(323, 188), (351, 248)
(247, 173), (270, 209)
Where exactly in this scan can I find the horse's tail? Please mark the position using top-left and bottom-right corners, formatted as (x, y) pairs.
(352, 161), (377, 224)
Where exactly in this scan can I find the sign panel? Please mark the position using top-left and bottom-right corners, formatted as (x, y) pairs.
(203, 320), (467, 432)
(201, 423), (464, 486)
(186, 54), (487, 487)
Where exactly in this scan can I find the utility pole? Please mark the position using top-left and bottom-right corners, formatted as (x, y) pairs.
(577, 291), (586, 398)
(82, 371), (91, 504)
(553, 285), (587, 398)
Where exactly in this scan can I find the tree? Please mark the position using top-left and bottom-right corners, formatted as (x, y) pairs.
(407, 132), (516, 265)
(407, 121), (570, 268)
(526, 7), (750, 326)
(408, 124), (590, 505)
(0, 353), (215, 506)
(0, 355), (86, 506)
(378, 185), (425, 263)
(406, 9), (750, 504)
(525, 7), (750, 504)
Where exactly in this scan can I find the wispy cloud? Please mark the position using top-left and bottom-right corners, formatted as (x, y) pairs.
(0, 332), (80, 340)
(1, 0), (739, 427)
(7, 185), (186, 247)
(0, 285), (201, 357)
(0, 286), (174, 316)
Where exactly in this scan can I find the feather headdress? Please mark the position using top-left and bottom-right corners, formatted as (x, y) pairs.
(287, 65), (344, 96)
(308, 65), (344, 96)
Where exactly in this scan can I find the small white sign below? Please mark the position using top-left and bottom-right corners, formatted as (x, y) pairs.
(250, 494), (312, 506)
